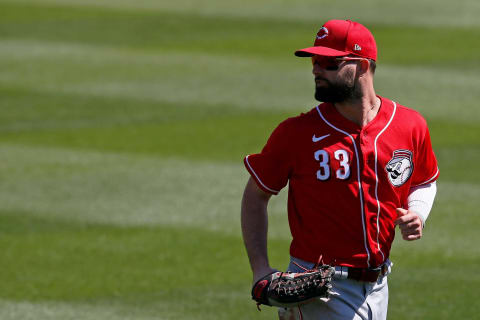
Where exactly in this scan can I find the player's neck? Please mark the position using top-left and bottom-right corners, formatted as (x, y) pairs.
(333, 93), (380, 128)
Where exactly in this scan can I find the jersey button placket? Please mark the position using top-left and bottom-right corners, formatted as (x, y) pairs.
(361, 131), (371, 163)
(359, 129), (375, 265)
(359, 130), (373, 174)
(361, 130), (367, 141)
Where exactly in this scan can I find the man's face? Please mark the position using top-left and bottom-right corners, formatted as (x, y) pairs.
(312, 56), (362, 103)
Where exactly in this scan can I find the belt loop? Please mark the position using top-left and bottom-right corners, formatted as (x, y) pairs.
(334, 266), (349, 279)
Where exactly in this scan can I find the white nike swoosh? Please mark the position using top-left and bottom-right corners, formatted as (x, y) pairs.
(312, 134), (330, 142)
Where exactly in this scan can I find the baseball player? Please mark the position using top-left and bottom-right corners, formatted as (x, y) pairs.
(241, 20), (439, 320)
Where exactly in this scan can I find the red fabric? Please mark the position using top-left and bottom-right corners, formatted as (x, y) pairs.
(244, 97), (439, 268)
(295, 20), (377, 61)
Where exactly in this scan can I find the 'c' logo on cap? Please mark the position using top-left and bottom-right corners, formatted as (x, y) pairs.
(316, 27), (329, 40)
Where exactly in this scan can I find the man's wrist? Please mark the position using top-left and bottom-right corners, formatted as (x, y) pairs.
(407, 208), (425, 227)
(252, 265), (276, 283)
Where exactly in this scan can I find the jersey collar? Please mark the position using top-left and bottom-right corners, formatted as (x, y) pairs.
(317, 96), (394, 134)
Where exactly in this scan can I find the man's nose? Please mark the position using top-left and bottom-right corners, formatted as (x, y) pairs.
(312, 63), (324, 76)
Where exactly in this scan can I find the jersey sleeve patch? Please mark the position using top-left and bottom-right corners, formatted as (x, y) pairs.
(385, 149), (414, 187)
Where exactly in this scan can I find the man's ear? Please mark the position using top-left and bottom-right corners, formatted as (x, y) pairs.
(358, 59), (370, 75)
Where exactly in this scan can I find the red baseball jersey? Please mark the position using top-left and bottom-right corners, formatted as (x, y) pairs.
(244, 96), (439, 268)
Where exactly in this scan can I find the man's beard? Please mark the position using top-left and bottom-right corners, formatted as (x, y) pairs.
(314, 77), (362, 103)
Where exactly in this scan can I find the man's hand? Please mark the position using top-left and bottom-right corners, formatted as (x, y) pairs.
(394, 208), (423, 241)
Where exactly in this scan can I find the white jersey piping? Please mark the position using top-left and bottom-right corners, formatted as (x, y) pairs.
(373, 101), (397, 263)
(316, 106), (371, 267)
(245, 155), (280, 194)
(412, 167), (439, 187)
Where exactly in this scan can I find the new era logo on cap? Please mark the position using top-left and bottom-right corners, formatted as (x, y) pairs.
(294, 20), (377, 61)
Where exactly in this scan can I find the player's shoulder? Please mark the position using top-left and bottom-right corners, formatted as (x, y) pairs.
(392, 100), (428, 128)
(275, 107), (319, 131)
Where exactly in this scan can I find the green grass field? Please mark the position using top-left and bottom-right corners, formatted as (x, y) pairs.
(1, 0), (479, 319)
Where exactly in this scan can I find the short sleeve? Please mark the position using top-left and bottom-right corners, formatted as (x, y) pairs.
(243, 120), (294, 195)
(411, 125), (439, 186)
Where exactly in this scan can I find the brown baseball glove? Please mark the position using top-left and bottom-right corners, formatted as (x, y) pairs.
(251, 265), (335, 309)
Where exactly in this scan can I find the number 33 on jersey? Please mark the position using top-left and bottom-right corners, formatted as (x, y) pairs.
(314, 148), (350, 181)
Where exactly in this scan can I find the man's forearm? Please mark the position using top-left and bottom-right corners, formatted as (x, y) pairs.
(241, 179), (273, 281)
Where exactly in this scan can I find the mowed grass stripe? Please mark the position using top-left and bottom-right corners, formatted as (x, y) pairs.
(0, 84), (291, 134)
(0, 299), (165, 320)
(1, 39), (480, 123)
(1, 116), (479, 182)
(0, 213), (249, 300)
(1, 144), (478, 246)
(3, 0), (480, 28)
(387, 252), (480, 319)
(0, 144), (289, 237)
(0, 291), (279, 320)
(1, 2), (479, 65)
(0, 39), (317, 113)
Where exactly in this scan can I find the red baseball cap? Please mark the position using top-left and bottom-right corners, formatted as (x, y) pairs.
(295, 20), (377, 61)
